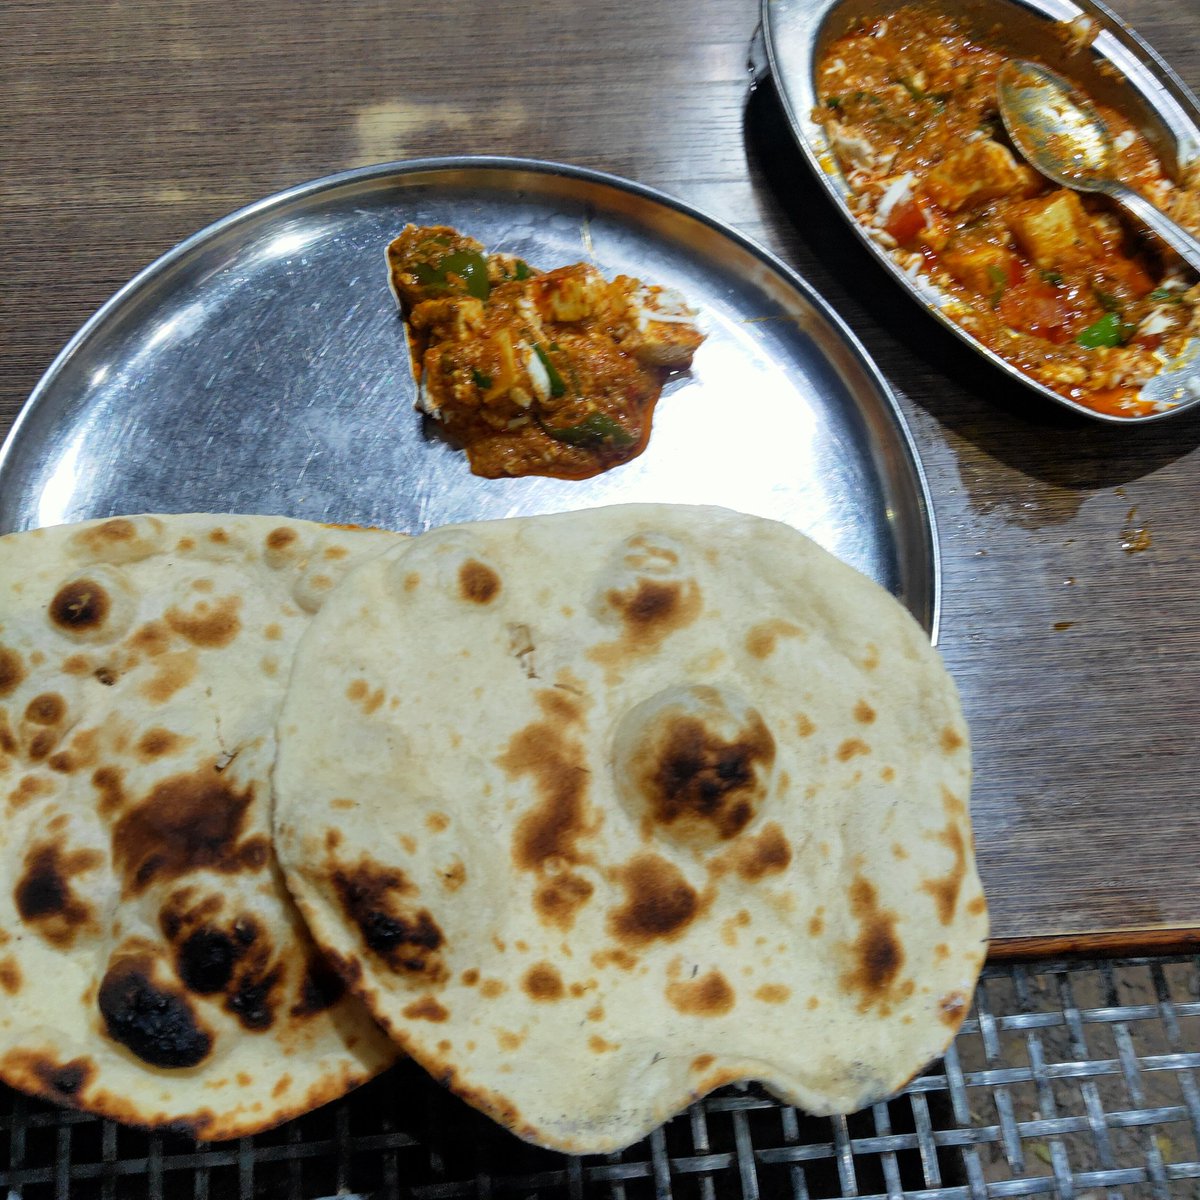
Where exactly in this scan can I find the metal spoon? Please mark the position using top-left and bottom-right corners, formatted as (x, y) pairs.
(996, 59), (1200, 273)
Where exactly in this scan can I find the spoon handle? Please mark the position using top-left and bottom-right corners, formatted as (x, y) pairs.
(1103, 181), (1200, 275)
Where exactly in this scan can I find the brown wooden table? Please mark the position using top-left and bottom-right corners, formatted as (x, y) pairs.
(2, 0), (1197, 956)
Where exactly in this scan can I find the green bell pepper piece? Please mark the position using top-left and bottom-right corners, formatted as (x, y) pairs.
(543, 413), (635, 447)
(533, 344), (567, 398)
(1076, 312), (1129, 349)
(410, 250), (491, 300)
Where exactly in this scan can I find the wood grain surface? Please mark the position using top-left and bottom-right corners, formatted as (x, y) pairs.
(1, 0), (1198, 951)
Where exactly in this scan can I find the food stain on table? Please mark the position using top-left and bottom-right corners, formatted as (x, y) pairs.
(352, 99), (529, 165)
(1120, 506), (1153, 553)
(945, 443), (1087, 529)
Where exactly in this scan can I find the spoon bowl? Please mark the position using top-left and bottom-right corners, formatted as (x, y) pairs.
(996, 61), (1112, 183)
(997, 60), (1200, 272)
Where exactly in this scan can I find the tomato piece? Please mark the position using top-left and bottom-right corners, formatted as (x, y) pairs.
(884, 197), (926, 245)
(994, 254), (1025, 296)
(998, 277), (1073, 343)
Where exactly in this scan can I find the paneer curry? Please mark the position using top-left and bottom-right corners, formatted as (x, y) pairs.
(816, 8), (1200, 417)
(386, 226), (704, 478)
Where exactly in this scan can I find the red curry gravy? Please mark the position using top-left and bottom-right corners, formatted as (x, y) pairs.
(387, 226), (705, 478)
(816, 7), (1200, 416)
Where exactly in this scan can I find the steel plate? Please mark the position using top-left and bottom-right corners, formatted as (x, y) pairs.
(0, 157), (938, 633)
(763, 0), (1200, 423)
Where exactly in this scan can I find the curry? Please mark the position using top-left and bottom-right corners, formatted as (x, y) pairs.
(386, 226), (704, 478)
(816, 8), (1200, 417)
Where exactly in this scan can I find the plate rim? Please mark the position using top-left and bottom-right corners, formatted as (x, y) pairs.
(0, 154), (942, 639)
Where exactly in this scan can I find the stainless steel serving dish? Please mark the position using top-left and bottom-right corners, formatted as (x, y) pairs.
(762, 0), (1200, 423)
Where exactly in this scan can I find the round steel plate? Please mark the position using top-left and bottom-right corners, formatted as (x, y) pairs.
(0, 157), (939, 633)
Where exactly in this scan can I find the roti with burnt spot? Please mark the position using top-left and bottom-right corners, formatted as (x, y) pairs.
(0, 514), (398, 1138)
(273, 504), (988, 1154)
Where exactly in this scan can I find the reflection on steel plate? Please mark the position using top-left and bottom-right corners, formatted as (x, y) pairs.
(0, 158), (938, 633)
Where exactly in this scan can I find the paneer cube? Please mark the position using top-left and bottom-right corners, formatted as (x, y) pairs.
(530, 265), (607, 323)
(607, 279), (704, 369)
(923, 140), (1040, 213)
(940, 241), (1019, 299)
(480, 329), (520, 401)
(408, 296), (485, 345)
(1004, 189), (1102, 271)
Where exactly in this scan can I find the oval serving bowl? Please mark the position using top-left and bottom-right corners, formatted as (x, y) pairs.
(762, 0), (1200, 423)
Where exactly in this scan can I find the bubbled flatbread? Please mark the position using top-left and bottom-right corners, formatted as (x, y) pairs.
(273, 504), (988, 1153)
(0, 514), (399, 1138)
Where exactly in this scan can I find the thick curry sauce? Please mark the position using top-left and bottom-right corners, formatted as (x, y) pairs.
(817, 8), (1200, 416)
(387, 226), (704, 478)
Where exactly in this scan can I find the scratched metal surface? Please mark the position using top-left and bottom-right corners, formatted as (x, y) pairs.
(0, 158), (937, 633)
